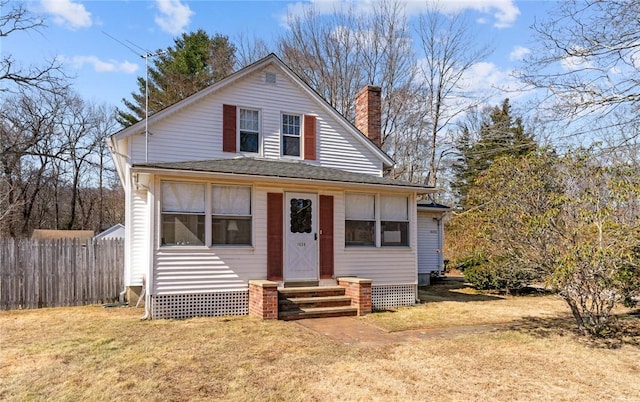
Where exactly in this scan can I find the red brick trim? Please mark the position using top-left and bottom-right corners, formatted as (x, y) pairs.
(338, 277), (372, 316)
(249, 280), (278, 320)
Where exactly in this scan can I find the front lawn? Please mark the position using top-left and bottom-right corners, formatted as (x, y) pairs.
(1, 281), (639, 401)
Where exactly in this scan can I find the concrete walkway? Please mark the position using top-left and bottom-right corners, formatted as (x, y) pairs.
(296, 316), (504, 345)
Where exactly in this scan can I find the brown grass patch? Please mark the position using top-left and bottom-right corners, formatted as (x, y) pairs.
(1, 287), (640, 401)
(365, 277), (572, 332)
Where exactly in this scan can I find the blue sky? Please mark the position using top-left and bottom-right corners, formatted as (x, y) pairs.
(4, 0), (556, 109)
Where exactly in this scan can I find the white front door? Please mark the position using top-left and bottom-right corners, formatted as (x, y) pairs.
(284, 192), (318, 281)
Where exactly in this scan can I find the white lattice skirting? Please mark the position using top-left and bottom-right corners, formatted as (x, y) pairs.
(372, 284), (416, 310)
(152, 291), (249, 319)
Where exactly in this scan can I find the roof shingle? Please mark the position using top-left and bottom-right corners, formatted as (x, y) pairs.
(134, 158), (433, 190)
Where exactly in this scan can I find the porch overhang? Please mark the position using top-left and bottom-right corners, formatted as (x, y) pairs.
(131, 158), (437, 194)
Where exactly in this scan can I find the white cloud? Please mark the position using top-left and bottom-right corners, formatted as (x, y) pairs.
(284, 0), (520, 29)
(460, 61), (531, 102)
(154, 0), (193, 35)
(509, 46), (531, 61)
(40, 0), (92, 30)
(64, 56), (139, 73)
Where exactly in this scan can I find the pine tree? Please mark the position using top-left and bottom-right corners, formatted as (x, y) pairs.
(117, 30), (236, 126)
(452, 99), (537, 209)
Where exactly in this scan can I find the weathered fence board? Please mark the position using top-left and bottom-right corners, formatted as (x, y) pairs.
(0, 238), (124, 310)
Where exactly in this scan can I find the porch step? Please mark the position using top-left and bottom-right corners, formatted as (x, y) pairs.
(278, 306), (358, 321)
(278, 286), (346, 299)
(279, 295), (352, 309)
(278, 285), (356, 320)
(283, 281), (319, 288)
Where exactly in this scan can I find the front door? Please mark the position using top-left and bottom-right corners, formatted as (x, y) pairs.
(284, 192), (318, 281)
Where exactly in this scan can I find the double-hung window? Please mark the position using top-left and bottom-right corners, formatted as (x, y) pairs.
(239, 108), (259, 153)
(212, 185), (252, 245)
(380, 195), (409, 246)
(345, 193), (376, 247)
(282, 114), (301, 157)
(161, 182), (205, 246)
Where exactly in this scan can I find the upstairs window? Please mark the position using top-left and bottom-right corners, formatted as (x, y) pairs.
(239, 108), (259, 153)
(345, 193), (375, 247)
(212, 185), (252, 246)
(380, 195), (409, 246)
(282, 114), (301, 157)
(161, 182), (205, 246)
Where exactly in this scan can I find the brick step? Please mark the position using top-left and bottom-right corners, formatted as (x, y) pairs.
(279, 295), (352, 311)
(278, 305), (358, 321)
(277, 286), (345, 299)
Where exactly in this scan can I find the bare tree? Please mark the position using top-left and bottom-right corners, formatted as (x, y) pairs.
(0, 0), (67, 94)
(278, 4), (364, 119)
(517, 0), (640, 141)
(235, 32), (272, 68)
(415, 6), (492, 187)
(0, 88), (122, 237)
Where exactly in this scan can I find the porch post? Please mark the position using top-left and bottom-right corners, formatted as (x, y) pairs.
(249, 280), (279, 320)
(337, 277), (372, 316)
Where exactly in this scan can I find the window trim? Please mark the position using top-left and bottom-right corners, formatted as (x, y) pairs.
(238, 107), (261, 154)
(158, 180), (254, 249)
(281, 112), (302, 158)
(344, 192), (377, 248)
(344, 192), (411, 249)
(211, 184), (253, 246)
(160, 181), (206, 247)
(380, 194), (410, 247)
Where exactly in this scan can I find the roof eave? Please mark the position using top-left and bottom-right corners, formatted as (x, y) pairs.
(110, 54), (280, 142)
(131, 165), (436, 194)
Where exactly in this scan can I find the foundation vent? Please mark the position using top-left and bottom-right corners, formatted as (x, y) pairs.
(371, 284), (416, 310)
(151, 291), (249, 319)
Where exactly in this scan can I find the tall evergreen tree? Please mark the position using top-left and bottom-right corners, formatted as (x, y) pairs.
(452, 98), (537, 209)
(117, 30), (236, 127)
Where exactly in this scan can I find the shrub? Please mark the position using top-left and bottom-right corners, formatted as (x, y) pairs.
(464, 261), (535, 293)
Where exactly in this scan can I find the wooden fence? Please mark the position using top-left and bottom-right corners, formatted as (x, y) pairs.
(0, 238), (124, 310)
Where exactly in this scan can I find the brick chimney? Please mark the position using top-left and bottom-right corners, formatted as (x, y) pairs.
(354, 85), (382, 148)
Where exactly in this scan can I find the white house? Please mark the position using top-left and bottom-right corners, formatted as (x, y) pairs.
(108, 54), (438, 319)
(417, 201), (450, 285)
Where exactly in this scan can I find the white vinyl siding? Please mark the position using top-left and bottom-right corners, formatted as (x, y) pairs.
(150, 184), (418, 295)
(129, 66), (382, 176)
(335, 192), (418, 285)
(152, 185), (268, 295)
(129, 188), (149, 286)
(417, 212), (444, 274)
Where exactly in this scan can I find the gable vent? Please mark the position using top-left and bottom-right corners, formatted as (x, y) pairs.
(265, 72), (277, 84)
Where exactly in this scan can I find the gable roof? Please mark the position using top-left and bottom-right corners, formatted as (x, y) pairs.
(95, 223), (125, 239)
(417, 201), (451, 212)
(133, 158), (434, 192)
(110, 53), (395, 168)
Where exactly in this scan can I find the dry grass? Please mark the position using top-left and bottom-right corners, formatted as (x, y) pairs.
(364, 277), (572, 332)
(2, 281), (640, 401)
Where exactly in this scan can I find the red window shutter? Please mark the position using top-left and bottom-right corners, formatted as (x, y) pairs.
(319, 195), (334, 279)
(303, 115), (316, 160)
(223, 104), (236, 153)
(267, 193), (284, 281)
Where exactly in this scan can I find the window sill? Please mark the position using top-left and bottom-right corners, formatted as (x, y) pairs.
(159, 245), (208, 250)
(344, 246), (412, 251)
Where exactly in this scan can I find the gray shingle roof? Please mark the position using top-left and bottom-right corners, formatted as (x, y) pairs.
(134, 158), (432, 190)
